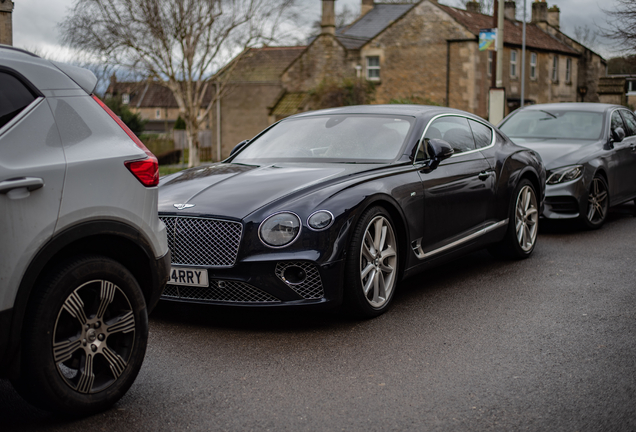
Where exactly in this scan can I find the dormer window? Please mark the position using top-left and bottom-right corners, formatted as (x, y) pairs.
(122, 93), (130, 104)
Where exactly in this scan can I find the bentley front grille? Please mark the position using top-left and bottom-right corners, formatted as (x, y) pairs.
(162, 280), (281, 303)
(160, 216), (242, 267)
(275, 261), (324, 300)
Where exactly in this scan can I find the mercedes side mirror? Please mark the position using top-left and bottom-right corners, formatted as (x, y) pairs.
(230, 139), (249, 156)
(612, 127), (625, 143)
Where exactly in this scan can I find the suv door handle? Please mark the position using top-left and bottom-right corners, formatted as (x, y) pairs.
(0, 177), (45, 194)
(478, 170), (494, 181)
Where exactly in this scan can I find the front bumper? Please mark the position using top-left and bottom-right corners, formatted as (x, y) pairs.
(160, 257), (346, 309)
(542, 178), (588, 220)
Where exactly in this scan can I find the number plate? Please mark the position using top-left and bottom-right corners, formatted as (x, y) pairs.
(168, 266), (209, 287)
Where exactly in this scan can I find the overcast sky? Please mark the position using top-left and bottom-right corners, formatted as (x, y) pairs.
(13, 0), (620, 60)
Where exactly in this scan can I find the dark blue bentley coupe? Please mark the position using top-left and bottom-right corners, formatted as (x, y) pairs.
(158, 105), (545, 317)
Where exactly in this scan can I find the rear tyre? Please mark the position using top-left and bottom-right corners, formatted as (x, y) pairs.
(580, 175), (609, 230)
(11, 255), (148, 416)
(344, 206), (399, 318)
(489, 179), (539, 259)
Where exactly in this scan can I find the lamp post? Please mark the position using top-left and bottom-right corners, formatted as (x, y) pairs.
(521, 0), (527, 108)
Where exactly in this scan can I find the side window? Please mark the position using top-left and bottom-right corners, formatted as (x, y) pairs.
(611, 110), (625, 132)
(0, 72), (37, 129)
(428, 116), (475, 155)
(468, 119), (493, 149)
(619, 110), (636, 137)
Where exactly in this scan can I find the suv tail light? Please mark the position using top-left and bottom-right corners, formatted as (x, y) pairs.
(92, 95), (159, 187)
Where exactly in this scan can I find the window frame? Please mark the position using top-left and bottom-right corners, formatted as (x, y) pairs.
(414, 114), (495, 163)
(552, 55), (559, 82)
(565, 58), (572, 83)
(530, 52), (537, 80)
(366, 56), (380, 81)
(510, 50), (518, 78)
(0, 68), (43, 132)
(122, 93), (130, 105)
(155, 109), (161, 119)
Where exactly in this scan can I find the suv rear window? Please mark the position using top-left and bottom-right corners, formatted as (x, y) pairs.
(0, 72), (37, 129)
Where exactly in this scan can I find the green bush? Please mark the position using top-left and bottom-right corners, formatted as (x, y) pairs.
(104, 97), (146, 135)
(309, 78), (376, 109)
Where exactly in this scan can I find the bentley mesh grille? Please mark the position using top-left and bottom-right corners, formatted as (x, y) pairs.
(160, 216), (242, 267)
(162, 280), (280, 303)
(275, 261), (324, 300)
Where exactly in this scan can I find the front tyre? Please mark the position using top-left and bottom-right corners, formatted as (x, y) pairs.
(12, 255), (148, 416)
(489, 179), (539, 259)
(344, 206), (399, 318)
(580, 175), (609, 229)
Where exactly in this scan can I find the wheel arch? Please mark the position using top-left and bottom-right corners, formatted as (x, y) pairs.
(355, 195), (409, 281)
(2, 220), (163, 378)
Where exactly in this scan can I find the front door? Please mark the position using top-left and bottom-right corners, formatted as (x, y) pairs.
(415, 116), (495, 258)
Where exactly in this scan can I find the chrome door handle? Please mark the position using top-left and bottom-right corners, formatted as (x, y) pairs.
(0, 177), (45, 194)
(478, 170), (494, 181)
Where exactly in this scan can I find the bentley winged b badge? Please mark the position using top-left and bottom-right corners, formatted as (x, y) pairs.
(173, 203), (195, 210)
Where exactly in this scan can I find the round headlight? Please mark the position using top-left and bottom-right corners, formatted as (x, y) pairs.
(259, 212), (301, 248)
(307, 210), (334, 230)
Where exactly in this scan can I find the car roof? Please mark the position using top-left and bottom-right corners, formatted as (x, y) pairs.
(516, 102), (622, 113)
(290, 104), (488, 122)
(0, 45), (97, 94)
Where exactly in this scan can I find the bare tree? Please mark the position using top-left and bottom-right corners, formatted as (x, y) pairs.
(573, 25), (598, 50)
(62, 0), (298, 167)
(601, 0), (636, 55)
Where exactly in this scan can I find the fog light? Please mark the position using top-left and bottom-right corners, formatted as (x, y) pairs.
(282, 266), (306, 284)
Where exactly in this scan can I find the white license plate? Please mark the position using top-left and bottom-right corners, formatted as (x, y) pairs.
(168, 266), (209, 287)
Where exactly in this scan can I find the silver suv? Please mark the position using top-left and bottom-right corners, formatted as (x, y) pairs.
(0, 46), (170, 415)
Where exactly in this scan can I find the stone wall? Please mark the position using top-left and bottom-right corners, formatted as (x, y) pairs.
(364, 1), (475, 107)
(212, 83), (283, 160)
(0, 0), (14, 46)
(282, 34), (353, 93)
(598, 77), (626, 105)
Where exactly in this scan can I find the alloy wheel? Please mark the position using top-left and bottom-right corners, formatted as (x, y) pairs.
(53, 280), (136, 394)
(359, 215), (397, 308)
(587, 177), (608, 224)
(515, 185), (539, 252)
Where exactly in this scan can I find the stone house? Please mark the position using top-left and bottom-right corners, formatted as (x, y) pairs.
(210, 0), (606, 159)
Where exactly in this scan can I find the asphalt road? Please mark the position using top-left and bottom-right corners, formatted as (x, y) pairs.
(2, 205), (635, 431)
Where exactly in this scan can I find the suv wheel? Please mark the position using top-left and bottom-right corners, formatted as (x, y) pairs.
(12, 255), (148, 416)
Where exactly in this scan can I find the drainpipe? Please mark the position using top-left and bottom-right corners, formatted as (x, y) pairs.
(216, 82), (221, 161)
(446, 41), (451, 107)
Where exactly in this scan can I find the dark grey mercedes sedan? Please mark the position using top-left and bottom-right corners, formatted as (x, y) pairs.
(499, 103), (636, 229)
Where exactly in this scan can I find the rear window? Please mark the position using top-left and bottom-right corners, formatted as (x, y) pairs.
(0, 72), (37, 129)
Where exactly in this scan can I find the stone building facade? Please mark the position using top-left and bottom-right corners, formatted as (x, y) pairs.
(0, 0), (14, 46)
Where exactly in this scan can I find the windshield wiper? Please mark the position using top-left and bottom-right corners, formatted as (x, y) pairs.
(539, 110), (557, 119)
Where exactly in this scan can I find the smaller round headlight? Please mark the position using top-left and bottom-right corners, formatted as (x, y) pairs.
(307, 210), (334, 230)
(259, 212), (301, 247)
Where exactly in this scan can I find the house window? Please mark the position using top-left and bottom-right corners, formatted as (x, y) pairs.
(487, 51), (493, 77)
(122, 93), (130, 104)
(530, 53), (537, 79)
(366, 56), (380, 80)
(156, 109), (161, 119)
(510, 50), (518, 78)
(552, 56), (558, 82)
(628, 80), (636, 94)
(565, 58), (572, 83)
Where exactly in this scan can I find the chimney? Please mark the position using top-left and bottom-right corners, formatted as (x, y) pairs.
(547, 5), (560, 29)
(465, 1), (481, 13)
(321, 0), (336, 35)
(504, 1), (516, 20)
(0, 0), (14, 46)
(531, 0), (548, 24)
(361, 0), (374, 17)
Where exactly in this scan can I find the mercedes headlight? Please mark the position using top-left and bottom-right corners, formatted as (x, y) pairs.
(259, 212), (301, 248)
(547, 165), (583, 185)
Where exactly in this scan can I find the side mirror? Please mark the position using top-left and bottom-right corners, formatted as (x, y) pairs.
(612, 127), (625, 143)
(230, 139), (249, 156)
(426, 139), (454, 170)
